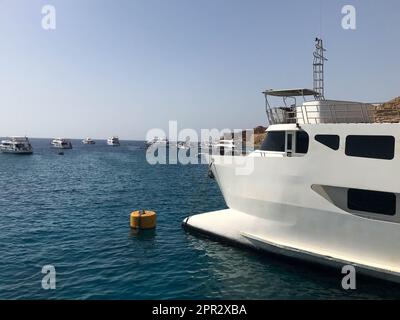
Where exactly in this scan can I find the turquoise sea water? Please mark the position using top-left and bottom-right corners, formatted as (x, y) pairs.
(0, 138), (399, 300)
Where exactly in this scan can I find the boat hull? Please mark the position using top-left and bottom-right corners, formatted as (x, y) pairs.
(0, 149), (33, 155)
(184, 123), (400, 283)
(183, 209), (400, 283)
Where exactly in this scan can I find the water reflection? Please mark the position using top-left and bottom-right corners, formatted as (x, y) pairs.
(185, 232), (400, 299)
(128, 228), (157, 241)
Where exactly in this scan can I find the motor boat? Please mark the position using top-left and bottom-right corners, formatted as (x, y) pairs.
(52, 138), (72, 149)
(211, 139), (238, 156)
(0, 136), (33, 154)
(145, 137), (169, 149)
(183, 38), (400, 283)
(107, 136), (120, 146)
(82, 138), (95, 145)
(177, 141), (190, 150)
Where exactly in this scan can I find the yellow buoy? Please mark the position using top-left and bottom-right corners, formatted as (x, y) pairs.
(130, 210), (157, 229)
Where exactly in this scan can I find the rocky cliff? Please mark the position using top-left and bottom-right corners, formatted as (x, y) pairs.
(374, 97), (400, 123)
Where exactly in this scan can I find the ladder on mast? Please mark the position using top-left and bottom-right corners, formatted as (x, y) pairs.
(313, 38), (328, 100)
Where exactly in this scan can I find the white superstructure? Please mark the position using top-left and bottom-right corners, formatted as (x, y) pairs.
(0, 137), (33, 154)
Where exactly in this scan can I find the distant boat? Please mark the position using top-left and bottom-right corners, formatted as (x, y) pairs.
(52, 138), (72, 149)
(0, 136), (33, 154)
(82, 138), (95, 145)
(211, 139), (238, 156)
(177, 141), (190, 150)
(145, 137), (169, 149)
(107, 136), (120, 146)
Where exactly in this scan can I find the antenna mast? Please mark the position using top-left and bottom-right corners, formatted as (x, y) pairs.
(313, 38), (327, 100)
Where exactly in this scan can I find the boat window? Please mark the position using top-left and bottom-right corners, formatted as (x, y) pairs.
(345, 135), (395, 160)
(348, 188), (396, 216)
(315, 135), (340, 150)
(295, 131), (309, 154)
(260, 131), (285, 152)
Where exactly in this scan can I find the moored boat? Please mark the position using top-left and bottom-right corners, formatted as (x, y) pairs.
(211, 139), (238, 156)
(145, 137), (169, 149)
(0, 136), (33, 154)
(52, 138), (73, 149)
(107, 136), (120, 146)
(82, 138), (95, 145)
(183, 38), (400, 283)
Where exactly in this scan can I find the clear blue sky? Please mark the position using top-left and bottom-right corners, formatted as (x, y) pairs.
(0, 0), (399, 139)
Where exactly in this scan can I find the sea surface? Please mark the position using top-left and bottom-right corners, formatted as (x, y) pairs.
(0, 138), (399, 300)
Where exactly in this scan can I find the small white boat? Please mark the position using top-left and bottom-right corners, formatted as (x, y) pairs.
(107, 136), (120, 146)
(177, 141), (190, 150)
(52, 138), (72, 149)
(0, 136), (33, 154)
(212, 139), (238, 156)
(82, 138), (95, 145)
(145, 137), (169, 149)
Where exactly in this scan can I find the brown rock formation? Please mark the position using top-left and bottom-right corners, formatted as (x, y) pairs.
(374, 97), (400, 123)
(222, 126), (267, 149)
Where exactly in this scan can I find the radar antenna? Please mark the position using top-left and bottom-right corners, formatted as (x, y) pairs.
(313, 38), (328, 100)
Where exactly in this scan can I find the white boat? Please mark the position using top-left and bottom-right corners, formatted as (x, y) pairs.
(183, 39), (400, 283)
(52, 138), (72, 149)
(82, 138), (95, 145)
(211, 139), (238, 156)
(107, 136), (120, 146)
(177, 141), (190, 150)
(145, 137), (169, 149)
(0, 136), (33, 154)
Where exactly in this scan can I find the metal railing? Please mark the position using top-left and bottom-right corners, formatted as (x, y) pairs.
(265, 102), (391, 125)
